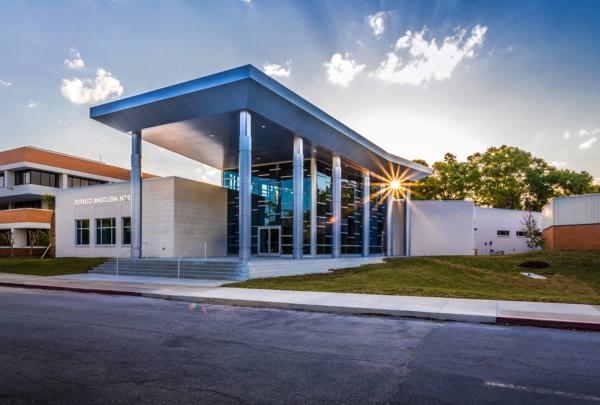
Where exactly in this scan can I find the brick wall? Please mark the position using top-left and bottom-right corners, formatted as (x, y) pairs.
(543, 224), (600, 250)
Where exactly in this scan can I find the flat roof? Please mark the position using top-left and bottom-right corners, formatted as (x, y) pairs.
(90, 64), (431, 180)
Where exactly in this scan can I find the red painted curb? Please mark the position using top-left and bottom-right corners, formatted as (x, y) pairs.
(497, 316), (600, 332)
(0, 282), (143, 297)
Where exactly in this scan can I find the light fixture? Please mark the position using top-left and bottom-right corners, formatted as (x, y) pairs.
(261, 124), (267, 129)
(389, 179), (401, 190)
(208, 133), (215, 138)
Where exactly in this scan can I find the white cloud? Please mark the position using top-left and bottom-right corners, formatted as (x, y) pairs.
(372, 25), (488, 85)
(0, 79), (11, 87)
(64, 49), (85, 70)
(550, 161), (567, 167)
(324, 53), (365, 86)
(27, 99), (37, 108)
(263, 60), (291, 78)
(60, 68), (123, 104)
(367, 11), (388, 37)
(579, 137), (597, 149)
(563, 131), (571, 139)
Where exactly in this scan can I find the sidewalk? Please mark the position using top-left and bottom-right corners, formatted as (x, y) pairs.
(1, 272), (599, 331)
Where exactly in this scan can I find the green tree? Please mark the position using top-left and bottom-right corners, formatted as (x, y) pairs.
(413, 145), (598, 210)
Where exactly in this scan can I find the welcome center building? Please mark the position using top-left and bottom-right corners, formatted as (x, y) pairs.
(55, 64), (430, 263)
(55, 65), (540, 277)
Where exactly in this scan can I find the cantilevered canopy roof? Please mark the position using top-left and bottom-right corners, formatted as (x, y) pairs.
(90, 64), (431, 180)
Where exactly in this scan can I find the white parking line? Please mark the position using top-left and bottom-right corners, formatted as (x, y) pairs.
(485, 381), (600, 402)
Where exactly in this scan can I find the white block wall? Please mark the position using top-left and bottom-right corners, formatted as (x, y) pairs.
(55, 177), (227, 258)
(408, 200), (475, 256)
(474, 207), (542, 255)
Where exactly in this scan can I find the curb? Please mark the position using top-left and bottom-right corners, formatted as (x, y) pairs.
(2, 281), (599, 332)
(496, 316), (600, 332)
(0, 281), (143, 297)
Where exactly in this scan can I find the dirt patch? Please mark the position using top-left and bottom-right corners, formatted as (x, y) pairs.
(518, 260), (550, 269)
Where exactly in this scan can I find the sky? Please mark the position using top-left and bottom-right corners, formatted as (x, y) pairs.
(1, 0), (599, 184)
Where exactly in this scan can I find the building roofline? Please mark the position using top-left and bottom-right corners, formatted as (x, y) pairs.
(0, 146), (157, 180)
(90, 64), (431, 177)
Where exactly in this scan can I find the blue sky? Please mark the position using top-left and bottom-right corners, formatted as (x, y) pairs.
(1, 0), (599, 183)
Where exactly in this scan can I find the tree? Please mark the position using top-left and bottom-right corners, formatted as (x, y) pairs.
(27, 229), (41, 257)
(413, 146), (598, 210)
(412, 153), (477, 201)
(521, 211), (543, 249)
(0, 229), (16, 257)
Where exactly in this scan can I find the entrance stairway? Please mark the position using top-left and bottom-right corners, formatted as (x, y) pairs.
(90, 259), (249, 281)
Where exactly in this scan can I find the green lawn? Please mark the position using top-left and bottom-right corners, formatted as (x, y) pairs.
(0, 257), (107, 276)
(228, 251), (600, 304)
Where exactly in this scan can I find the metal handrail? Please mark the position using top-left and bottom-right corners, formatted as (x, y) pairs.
(115, 247), (132, 276)
(177, 241), (207, 279)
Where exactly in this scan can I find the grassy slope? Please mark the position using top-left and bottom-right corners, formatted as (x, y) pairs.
(228, 251), (600, 304)
(0, 257), (107, 276)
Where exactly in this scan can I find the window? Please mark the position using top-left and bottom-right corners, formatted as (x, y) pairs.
(516, 231), (526, 238)
(497, 230), (510, 237)
(68, 175), (106, 188)
(95, 218), (116, 245)
(14, 170), (59, 187)
(0, 173), (4, 188)
(122, 217), (131, 245)
(75, 219), (90, 245)
(13, 200), (42, 209)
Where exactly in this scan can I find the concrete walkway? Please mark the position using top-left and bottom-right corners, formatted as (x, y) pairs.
(1, 272), (599, 330)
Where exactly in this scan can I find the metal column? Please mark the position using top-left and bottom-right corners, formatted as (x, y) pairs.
(238, 111), (252, 261)
(404, 187), (411, 257)
(362, 172), (370, 257)
(292, 136), (304, 259)
(385, 191), (394, 257)
(130, 130), (142, 259)
(332, 155), (342, 258)
(310, 158), (317, 257)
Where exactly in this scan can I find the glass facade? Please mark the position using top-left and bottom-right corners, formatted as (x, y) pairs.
(369, 185), (387, 255)
(223, 160), (311, 255)
(315, 160), (332, 254)
(340, 169), (363, 255)
(224, 159), (387, 257)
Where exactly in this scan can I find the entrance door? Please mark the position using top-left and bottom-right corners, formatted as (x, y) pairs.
(258, 226), (281, 256)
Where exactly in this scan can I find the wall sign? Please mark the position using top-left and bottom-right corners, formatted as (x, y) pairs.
(74, 194), (131, 206)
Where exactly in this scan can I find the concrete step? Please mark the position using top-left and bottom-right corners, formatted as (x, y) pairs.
(90, 259), (248, 281)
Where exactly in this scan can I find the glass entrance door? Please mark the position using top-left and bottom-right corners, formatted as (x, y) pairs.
(258, 226), (281, 256)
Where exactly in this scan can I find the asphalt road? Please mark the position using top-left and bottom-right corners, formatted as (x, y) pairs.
(1, 287), (599, 405)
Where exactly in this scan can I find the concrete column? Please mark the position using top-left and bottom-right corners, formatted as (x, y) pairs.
(60, 173), (69, 189)
(130, 130), (143, 259)
(332, 155), (341, 258)
(362, 172), (370, 257)
(292, 136), (304, 259)
(4, 170), (13, 188)
(385, 191), (394, 256)
(238, 111), (252, 261)
(404, 187), (411, 257)
(310, 158), (317, 256)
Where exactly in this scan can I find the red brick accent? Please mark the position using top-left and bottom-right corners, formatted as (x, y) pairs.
(543, 224), (600, 250)
(0, 209), (52, 225)
(0, 247), (45, 257)
(0, 146), (156, 180)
